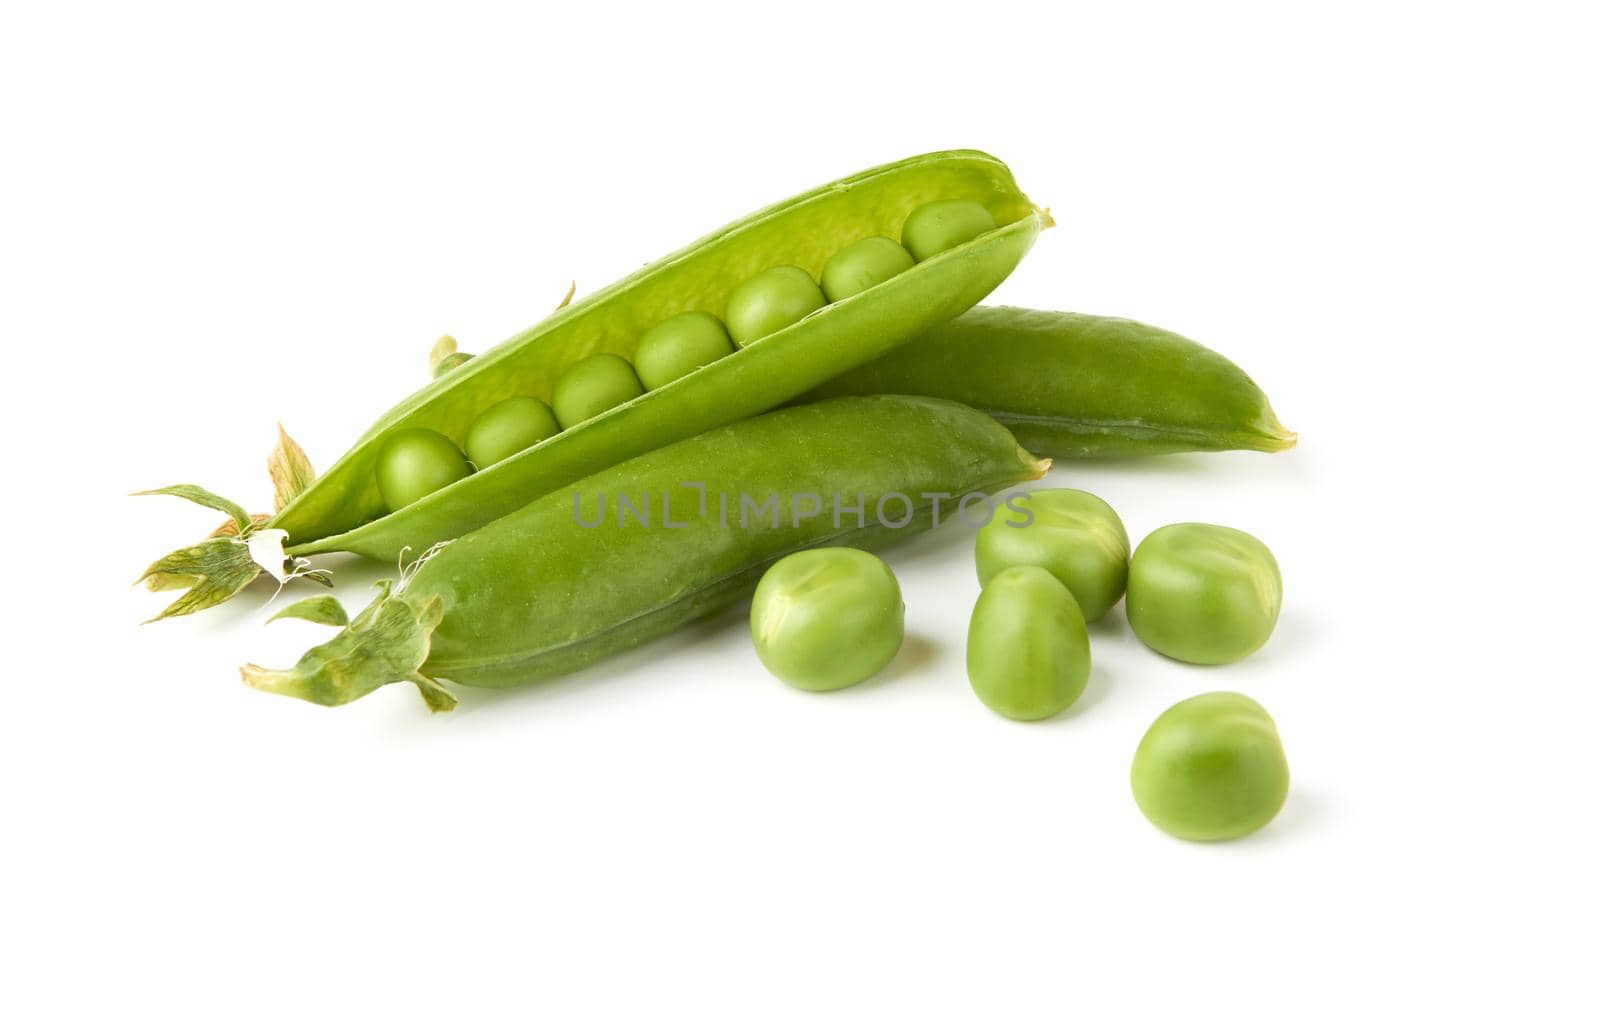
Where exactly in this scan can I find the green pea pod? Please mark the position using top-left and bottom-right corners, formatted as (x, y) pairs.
(809, 307), (1296, 458)
(138, 151), (1048, 620)
(242, 395), (1049, 710)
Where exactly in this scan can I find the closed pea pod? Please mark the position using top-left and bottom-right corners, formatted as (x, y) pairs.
(1131, 692), (1290, 841)
(242, 396), (1049, 710)
(139, 151), (1049, 620)
(966, 565), (1090, 721)
(808, 307), (1296, 459)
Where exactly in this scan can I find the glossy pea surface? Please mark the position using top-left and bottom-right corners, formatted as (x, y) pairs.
(463, 397), (560, 469)
(1131, 692), (1289, 841)
(901, 199), (997, 261)
(551, 353), (646, 428)
(966, 565), (1090, 720)
(820, 236), (915, 301)
(633, 311), (735, 390)
(975, 488), (1129, 621)
(375, 428), (472, 513)
(724, 265), (826, 347)
(750, 547), (904, 692)
(1127, 523), (1281, 665)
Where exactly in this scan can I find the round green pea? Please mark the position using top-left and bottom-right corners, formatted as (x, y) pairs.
(724, 265), (826, 347)
(375, 428), (472, 513)
(900, 199), (997, 262)
(463, 397), (560, 469)
(820, 236), (915, 302)
(1126, 523), (1282, 665)
(1131, 692), (1290, 841)
(551, 353), (645, 429)
(975, 489), (1129, 622)
(750, 547), (903, 691)
(966, 565), (1091, 721)
(633, 311), (736, 390)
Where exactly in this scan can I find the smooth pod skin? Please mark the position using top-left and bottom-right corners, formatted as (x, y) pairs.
(413, 396), (1045, 690)
(724, 266), (827, 347)
(901, 199), (997, 261)
(1131, 692), (1289, 841)
(975, 488), (1129, 621)
(551, 354), (646, 428)
(1127, 524), (1282, 665)
(633, 311), (735, 390)
(463, 397), (560, 469)
(808, 308), (1296, 459)
(374, 429), (473, 512)
(966, 565), (1090, 720)
(820, 236), (915, 301)
(750, 548), (904, 691)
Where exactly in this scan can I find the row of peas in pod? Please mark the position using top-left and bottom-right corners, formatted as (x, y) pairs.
(373, 199), (1001, 514)
(747, 489), (1289, 842)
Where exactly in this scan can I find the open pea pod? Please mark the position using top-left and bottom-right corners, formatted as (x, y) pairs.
(138, 150), (1049, 620)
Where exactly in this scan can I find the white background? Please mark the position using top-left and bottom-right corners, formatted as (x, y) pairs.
(4, 2), (1596, 1006)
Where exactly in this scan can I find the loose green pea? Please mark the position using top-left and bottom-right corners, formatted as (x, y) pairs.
(750, 547), (903, 691)
(463, 397), (560, 469)
(551, 353), (646, 428)
(820, 236), (916, 302)
(375, 428), (473, 513)
(633, 311), (736, 390)
(975, 488), (1129, 621)
(900, 199), (997, 262)
(1131, 692), (1290, 841)
(724, 265), (826, 347)
(1127, 523), (1282, 665)
(966, 565), (1090, 721)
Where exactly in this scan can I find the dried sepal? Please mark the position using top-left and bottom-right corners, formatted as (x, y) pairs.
(267, 425), (315, 512)
(138, 538), (264, 622)
(134, 484), (253, 532)
(242, 585), (455, 711)
(267, 595), (350, 628)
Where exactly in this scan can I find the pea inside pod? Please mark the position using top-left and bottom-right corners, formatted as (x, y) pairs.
(821, 236), (915, 301)
(375, 429), (473, 512)
(633, 311), (735, 390)
(902, 199), (998, 261)
(724, 266), (827, 347)
(463, 397), (560, 469)
(552, 353), (646, 428)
